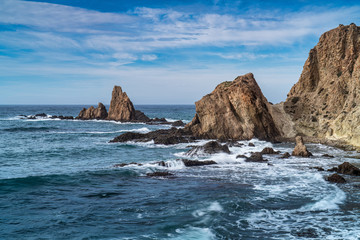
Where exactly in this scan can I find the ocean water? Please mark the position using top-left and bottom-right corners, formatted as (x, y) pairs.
(1, 105), (360, 240)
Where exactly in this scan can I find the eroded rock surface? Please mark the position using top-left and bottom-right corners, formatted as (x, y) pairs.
(327, 173), (346, 183)
(76, 102), (108, 120)
(185, 141), (230, 156)
(292, 136), (312, 157)
(185, 73), (280, 142)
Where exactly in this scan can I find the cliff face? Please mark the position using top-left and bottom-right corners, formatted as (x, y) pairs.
(76, 102), (108, 120)
(283, 23), (360, 147)
(107, 86), (137, 121)
(186, 73), (280, 141)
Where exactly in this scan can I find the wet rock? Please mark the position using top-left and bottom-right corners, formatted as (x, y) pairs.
(291, 228), (319, 238)
(310, 166), (325, 171)
(171, 120), (185, 127)
(110, 127), (196, 145)
(248, 143), (255, 147)
(185, 141), (230, 156)
(146, 172), (173, 177)
(181, 159), (217, 167)
(236, 154), (247, 159)
(134, 110), (150, 122)
(261, 147), (280, 154)
(327, 167), (338, 172)
(322, 154), (335, 158)
(225, 140), (244, 147)
(337, 162), (360, 176)
(113, 162), (142, 167)
(156, 161), (166, 167)
(245, 152), (267, 162)
(35, 113), (47, 117)
(326, 173), (346, 183)
(280, 152), (291, 159)
(292, 136), (312, 157)
(76, 102), (108, 120)
(185, 73), (280, 141)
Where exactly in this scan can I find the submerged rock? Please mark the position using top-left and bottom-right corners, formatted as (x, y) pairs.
(280, 152), (291, 159)
(146, 172), (174, 177)
(292, 136), (312, 157)
(185, 73), (280, 142)
(327, 173), (346, 183)
(181, 159), (217, 167)
(110, 127), (195, 145)
(185, 141), (230, 156)
(76, 102), (108, 120)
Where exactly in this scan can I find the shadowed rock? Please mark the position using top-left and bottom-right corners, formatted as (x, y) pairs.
(337, 162), (360, 176)
(185, 141), (230, 156)
(146, 172), (173, 177)
(245, 152), (267, 162)
(326, 173), (346, 183)
(280, 152), (291, 159)
(181, 159), (217, 167)
(292, 136), (312, 157)
(261, 147), (280, 154)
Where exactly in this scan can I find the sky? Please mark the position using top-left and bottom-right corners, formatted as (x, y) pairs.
(0, 0), (359, 105)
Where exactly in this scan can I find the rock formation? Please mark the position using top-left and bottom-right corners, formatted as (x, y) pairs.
(281, 23), (360, 148)
(326, 173), (346, 183)
(185, 141), (230, 156)
(76, 102), (108, 120)
(292, 136), (312, 157)
(185, 73), (280, 142)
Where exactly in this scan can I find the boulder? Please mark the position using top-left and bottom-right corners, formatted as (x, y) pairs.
(185, 73), (280, 142)
(337, 162), (360, 176)
(181, 159), (217, 167)
(245, 152), (267, 162)
(326, 173), (346, 183)
(292, 136), (312, 157)
(261, 147), (279, 154)
(280, 152), (291, 159)
(185, 141), (230, 156)
(282, 24), (360, 148)
(76, 102), (108, 120)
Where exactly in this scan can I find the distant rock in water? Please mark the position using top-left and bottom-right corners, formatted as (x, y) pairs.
(185, 73), (280, 142)
(292, 136), (312, 157)
(326, 173), (346, 184)
(281, 23), (360, 148)
(76, 102), (108, 120)
(107, 86), (149, 122)
(185, 141), (230, 156)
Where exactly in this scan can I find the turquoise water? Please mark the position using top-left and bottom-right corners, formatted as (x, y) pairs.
(1, 105), (360, 239)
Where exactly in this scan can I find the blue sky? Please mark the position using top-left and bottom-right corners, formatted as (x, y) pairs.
(0, 0), (359, 104)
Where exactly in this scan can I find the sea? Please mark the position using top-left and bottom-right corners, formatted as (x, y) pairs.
(1, 105), (360, 240)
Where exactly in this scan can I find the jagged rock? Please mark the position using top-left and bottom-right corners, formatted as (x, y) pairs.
(248, 143), (255, 147)
(146, 172), (173, 177)
(280, 152), (291, 159)
(326, 173), (346, 183)
(107, 86), (137, 121)
(245, 152), (267, 162)
(185, 141), (230, 156)
(172, 120), (185, 127)
(134, 110), (150, 122)
(185, 73), (280, 142)
(236, 154), (247, 159)
(181, 159), (217, 167)
(76, 102), (108, 120)
(261, 147), (280, 154)
(282, 24), (360, 148)
(337, 162), (360, 176)
(292, 136), (312, 157)
(110, 127), (195, 145)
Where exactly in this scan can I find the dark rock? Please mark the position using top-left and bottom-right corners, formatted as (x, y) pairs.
(226, 140), (244, 147)
(186, 141), (230, 156)
(245, 152), (267, 162)
(236, 154), (247, 159)
(146, 172), (173, 177)
(310, 166), (325, 171)
(291, 228), (319, 238)
(337, 162), (360, 176)
(35, 113), (47, 117)
(181, 159), (217, 167)
(280, 152), (291, 159)
(27, 116), (36, 119)
(292, 136), (312, 157)
(157, 161), (166, 167)
(327, 167), (338, 172)
(113, 162), (142, 167)
(172, 120), (185, 127)
(322, 154), (335, 158)
(248, 143), (255, 147)
(261, 147), (280, 154)
(151, 117), (167, 123)
(327, 173), (346, 183)
(110, 127), (195, 145)
(134, 110), (150, 122)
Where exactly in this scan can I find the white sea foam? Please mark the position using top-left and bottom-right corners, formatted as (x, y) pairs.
(171, 227), (215, 240)
(55, 127), (151, 135)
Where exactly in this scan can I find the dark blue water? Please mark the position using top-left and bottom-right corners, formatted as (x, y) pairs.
(1, 105), (360, 239)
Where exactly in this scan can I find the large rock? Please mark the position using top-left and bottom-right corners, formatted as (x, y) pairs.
(292, 136), (312, 157)
(107, 86), (138, 121)
(76, 102), (108, 120)
(282, 23), (360, 148)
(337, 162), (360, 176)
(185, 73), (280, 141)
(185, 141), (230, 156)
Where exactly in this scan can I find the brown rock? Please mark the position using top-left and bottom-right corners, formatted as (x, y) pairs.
(245, 152), (267, 162)
(76, 102), (108, 120)
(280, 152), (291, 159)
(282, 24), (360, 148)
(326, 173), (346, 183)
(185, 73), (280, 141)
(261, 147), (279, 154)
(337, 162), (360, 176)
(107, 86), (137, 121)
(185, 141), (230, 156)
(292, 136), (312, 157)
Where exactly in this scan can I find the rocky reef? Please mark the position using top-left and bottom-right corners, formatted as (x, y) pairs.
(185, 73), (280, 142)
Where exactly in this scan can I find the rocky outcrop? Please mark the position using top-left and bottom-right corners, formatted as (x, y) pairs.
(76, 102), (108, 120)
(181, 159), (217, 167)
(245, 152), (268, 162)
(281, 23), (360, 148)
(185, 141), (230, 156)
(107, 86), (147, 122)
(185, 73), (280, 142)
(328, 162), (360, 176)
(327, 173), (346, 183)
(292, 136), (312, 157)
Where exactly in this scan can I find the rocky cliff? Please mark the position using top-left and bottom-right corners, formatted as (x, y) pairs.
(185, 73), (280, 141)
(76, 102), (108, 120)
(282, 23), (360, 148)
(107, 86), (137, 121)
